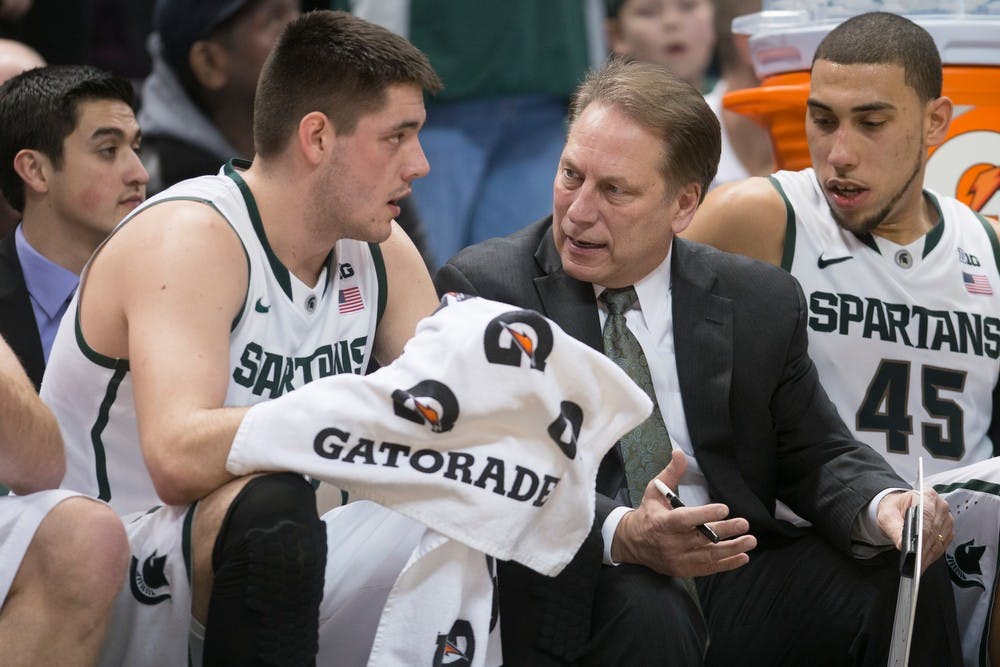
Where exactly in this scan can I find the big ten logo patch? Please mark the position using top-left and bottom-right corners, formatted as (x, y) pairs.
(927, 126), (1000, 221)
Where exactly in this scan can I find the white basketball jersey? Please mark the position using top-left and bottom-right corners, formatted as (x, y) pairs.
(44, 161), (385, 516)
(774, 168), (1000, 484)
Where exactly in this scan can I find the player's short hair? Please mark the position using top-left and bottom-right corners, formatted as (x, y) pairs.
(568, 57), (721, 202)
(253, 10), (442, 158)
(0, 64), (136, 212)
(813, 12), (942, 102)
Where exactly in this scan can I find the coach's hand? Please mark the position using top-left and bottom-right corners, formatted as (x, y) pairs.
(610, 450), (756, 577)
(876, 488), (954, 572)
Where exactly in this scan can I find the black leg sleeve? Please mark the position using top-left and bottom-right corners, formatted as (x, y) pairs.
(203, 473), (327, 667)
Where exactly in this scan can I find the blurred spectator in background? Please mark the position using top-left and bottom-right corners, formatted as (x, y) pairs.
(0, 1), (155, 83)
(139, 0), (299, 195)
(336, 0), (607, 266)
(0, 0), (90, 69)
(605, 0), (716, 92)
(704, 0), (772, 188)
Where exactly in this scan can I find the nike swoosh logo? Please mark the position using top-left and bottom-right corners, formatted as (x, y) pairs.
(817, 255), (853, 269)
(255, 298), (270, 313)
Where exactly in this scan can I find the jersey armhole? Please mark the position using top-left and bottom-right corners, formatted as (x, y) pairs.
(975, 212), (1000, 275)
(767, 175), (796, 272)
(369, 242), (388, 326)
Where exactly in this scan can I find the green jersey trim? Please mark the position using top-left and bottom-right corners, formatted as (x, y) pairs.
(976, 212), (1000, 274)
(224, 159), (293, 300)
(182, 503), (196, 581)
(922, 192), (945, 258)
(90, 362), (128, 502)
(933, 478), (1000, 497)
(370, 242), (388, 325)
(75, 309), (126, 371)
(767, 175), (796, 272)
(856, 232), (880, 254)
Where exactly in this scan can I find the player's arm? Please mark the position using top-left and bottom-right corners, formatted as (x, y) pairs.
(681, 176), (788, 267)
(93, 201), (250, 506)
(0, 336), (63, 494)
(372, 220), (439, 366)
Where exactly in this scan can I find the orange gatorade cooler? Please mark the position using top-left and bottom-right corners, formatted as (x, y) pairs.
(726, 5), (1000, 219)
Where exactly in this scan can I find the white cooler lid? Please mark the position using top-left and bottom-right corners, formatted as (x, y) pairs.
(733, 4), (1000, 78)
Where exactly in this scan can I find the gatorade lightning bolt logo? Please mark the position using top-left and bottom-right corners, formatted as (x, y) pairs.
(957, 164), (1000, 213)
(483, 310), (554, 371)
(927, 129), (1000, 219)
(391, 380), (460, 433)
(433, 619), (475, 666)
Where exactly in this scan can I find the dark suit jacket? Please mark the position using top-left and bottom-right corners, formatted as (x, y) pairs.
(0, 230), (44, 390)
(434, 216), (906, 661)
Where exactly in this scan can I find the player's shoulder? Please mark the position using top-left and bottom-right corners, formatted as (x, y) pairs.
(707, 175), (785, 210)
(685, 176), (788, 266)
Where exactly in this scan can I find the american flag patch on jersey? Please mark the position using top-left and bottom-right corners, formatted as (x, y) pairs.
(339, 286), (365, 313)
(963, 271), (993, 295)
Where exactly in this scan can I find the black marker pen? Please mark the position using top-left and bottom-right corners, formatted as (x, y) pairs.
(653, 478), (721, 543)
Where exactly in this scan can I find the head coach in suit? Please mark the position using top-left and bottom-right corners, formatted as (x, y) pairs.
(434, 58), (962, 666)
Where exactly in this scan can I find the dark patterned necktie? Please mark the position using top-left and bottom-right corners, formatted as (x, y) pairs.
(600, 286), (672, 507)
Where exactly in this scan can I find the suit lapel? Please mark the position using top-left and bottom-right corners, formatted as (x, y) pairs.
(0, 231), (45, 389)
(671, 239), (741, 497)
(532, 227), (624, 496)
(532, 228), (603, 352)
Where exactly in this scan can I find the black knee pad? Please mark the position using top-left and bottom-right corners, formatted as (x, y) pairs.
(208, 473), (327, 666)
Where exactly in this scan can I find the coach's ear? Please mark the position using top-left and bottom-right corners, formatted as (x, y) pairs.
(297, 111), (331, 166)
(669, 181), (702, 236)
(12, 149), (51, 196)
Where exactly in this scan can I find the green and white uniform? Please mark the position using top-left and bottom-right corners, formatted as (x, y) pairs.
(773, 167), (1000, 666)
(42, 160), (386, 666)
(773, 168), (1000, 485)
(46, 160), (385, 515)
(929, 458), (1000, 666)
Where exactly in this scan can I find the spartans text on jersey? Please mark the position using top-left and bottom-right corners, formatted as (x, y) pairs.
(808, 291), (1000, 358)
(232, 337), (369, 397)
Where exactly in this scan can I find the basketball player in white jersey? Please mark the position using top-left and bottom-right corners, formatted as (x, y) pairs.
(42, 11), (442, 666)
(0, 333), (128, 666)
(685, 12), (1000, 665)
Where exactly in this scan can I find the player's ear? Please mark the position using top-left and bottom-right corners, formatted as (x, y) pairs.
(925, 96), (952, 148)
(297, 111), (330, 166)
(13, 149), (50, 196)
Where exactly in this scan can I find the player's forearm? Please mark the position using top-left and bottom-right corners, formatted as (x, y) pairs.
(142, 405), (249, 506)
(0, 379), (65, 493)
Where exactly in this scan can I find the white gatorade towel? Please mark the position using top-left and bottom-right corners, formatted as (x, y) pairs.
(227, 294), (652, 665)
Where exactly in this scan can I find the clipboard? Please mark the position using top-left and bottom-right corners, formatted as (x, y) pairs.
(888, 457), (924, 667)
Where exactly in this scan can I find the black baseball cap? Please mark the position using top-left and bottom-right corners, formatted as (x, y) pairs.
(154, 0), (255, 72)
